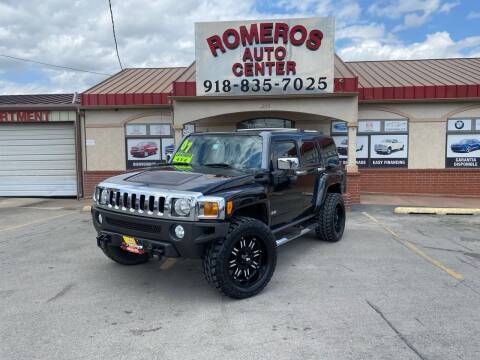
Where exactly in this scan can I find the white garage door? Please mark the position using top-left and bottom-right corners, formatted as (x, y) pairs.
(0, 123), (77, 196)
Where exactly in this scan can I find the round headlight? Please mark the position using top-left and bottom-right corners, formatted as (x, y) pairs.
(100, 189), (108, 205)
(173, 198), (191, 216)
(174, 225), (185, 239)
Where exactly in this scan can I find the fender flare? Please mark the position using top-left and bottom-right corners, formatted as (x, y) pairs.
(314, 174), (344, 212)
(314, 175), (328, 212)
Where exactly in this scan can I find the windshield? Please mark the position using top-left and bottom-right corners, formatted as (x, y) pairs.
(172, 134), (263, 171)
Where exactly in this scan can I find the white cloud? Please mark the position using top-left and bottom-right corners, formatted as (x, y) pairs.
(0, 79), (60, 95)
(336, 23), (386, 41)
(0, 0), (476, 94)
(369, 0), (457, 31)
(467, 11), (480, 20)
(439, 1), (460, 13)
(339, 31), (480, 61)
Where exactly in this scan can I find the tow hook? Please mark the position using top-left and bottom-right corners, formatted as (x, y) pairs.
(96, 233), (111, 248)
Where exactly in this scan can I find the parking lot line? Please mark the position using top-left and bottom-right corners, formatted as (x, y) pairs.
(0, 212), (76, 233)
(362, 212), (464, 281)
(160, 258), (178, 270)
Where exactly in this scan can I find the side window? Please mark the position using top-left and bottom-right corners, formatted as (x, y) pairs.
(300, 141), (319, 165)
(319, 138), (340, 167)
(272, 141), (298, 162)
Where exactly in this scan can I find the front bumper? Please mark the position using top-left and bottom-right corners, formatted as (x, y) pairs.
(92, 205), (229, 258)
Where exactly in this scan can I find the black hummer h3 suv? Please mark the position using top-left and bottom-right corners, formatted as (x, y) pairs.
(92, 129), (346, 299)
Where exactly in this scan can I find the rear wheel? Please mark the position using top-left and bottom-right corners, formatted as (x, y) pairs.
(203, 217), (277, 299)
(101, 245), (149, 265)
(315, 193), (346, 242)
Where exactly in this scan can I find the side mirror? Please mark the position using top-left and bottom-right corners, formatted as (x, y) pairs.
(277, 157), (299, 170)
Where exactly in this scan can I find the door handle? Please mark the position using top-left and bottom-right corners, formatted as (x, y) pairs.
(317, 167), (326, 172)
(295, 170), (307, 175)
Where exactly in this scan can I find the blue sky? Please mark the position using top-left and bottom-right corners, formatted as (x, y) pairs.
(0, 0), (479, 94)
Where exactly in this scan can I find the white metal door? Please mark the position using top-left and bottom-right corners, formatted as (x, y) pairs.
(0, 123), (77, 196)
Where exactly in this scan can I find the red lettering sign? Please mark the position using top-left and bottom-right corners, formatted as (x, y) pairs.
(204, 21), (323, 77)
(0, 111), (49, 123)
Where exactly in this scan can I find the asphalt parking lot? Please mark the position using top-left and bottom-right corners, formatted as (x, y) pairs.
(0, 199), (479, 360)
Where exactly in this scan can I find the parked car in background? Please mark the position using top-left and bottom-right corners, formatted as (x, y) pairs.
(374, 139), (404, 155)
(450, 139), (480, 153)
(130, 142), (158, 158)
(336, 138), (363, 156)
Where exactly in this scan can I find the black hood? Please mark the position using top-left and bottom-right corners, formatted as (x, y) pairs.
(124, 165), (256, 194)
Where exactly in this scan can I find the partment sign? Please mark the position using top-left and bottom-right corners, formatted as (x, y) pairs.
(195, 17), (335, 96)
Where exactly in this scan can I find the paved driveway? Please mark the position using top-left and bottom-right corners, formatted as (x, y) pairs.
(0, 201), (479, 360)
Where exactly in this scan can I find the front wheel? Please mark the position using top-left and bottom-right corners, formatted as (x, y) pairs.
(315, 193), (346, 242)
(203, 217), (277, 299)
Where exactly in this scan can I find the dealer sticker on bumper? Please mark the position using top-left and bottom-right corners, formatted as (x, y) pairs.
(121, 236), (145, 254)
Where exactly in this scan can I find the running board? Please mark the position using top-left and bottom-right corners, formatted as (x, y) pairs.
(276, 226), (315, 247)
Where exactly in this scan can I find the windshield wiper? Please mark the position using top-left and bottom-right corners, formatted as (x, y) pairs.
(203, 163), (233, 168)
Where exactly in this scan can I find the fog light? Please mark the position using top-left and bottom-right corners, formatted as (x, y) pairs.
(98, 213), (103, 224)
(174, 225), (185, 239)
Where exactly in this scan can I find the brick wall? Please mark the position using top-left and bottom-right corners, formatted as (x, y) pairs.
(359, 169), (480, 196)
(344, 172), (361, 207)
(83, 171), (124, 197)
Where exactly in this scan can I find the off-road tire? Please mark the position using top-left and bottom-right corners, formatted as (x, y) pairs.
(203, 216), (277, 299)
(315, 193), (346, 242)
(101, 244), (150, 265)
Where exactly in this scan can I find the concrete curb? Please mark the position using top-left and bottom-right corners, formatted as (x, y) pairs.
(82, 205), (92, 212)
(394, 207), (480, 215)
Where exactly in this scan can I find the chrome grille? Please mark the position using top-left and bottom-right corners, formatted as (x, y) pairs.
(94, 184), (203, 221)
(104, 189), (165, 214)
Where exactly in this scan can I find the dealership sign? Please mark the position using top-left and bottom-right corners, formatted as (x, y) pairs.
(195, 17), (334, 96)
(0, 111), (49, 123)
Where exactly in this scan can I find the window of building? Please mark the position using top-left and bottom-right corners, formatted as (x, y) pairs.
(445, 118), (480, 168)
(125, 123), (174, 169)
(238, 118), (294, 129)
(331, 119), (409, 168)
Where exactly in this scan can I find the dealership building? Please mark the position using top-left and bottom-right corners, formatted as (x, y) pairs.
(1, 17), (480, 204)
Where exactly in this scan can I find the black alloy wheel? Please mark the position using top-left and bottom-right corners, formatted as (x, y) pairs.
(228, 235), (267, 287)
(203, 217), (277, 299)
